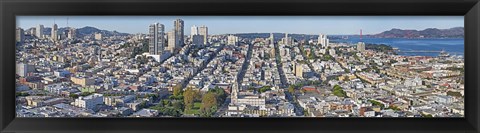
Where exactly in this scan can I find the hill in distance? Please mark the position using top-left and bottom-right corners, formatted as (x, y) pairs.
(368, 27), (464, 38)
(28, 26), (130, 38)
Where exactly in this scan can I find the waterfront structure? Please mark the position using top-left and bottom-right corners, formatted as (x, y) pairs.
(149, 23), (166, 55)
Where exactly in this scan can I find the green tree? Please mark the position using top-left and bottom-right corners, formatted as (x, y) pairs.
(200, 92), (218, 117)
(209, 86), (227, 104)
(288, 85), (295, 94)
(368, 99), (385, 108)
(80, 92), (93, 97)
(15, 92), (30, 97)
(173, 84), (183, 97)
(172, 100), (184, 111)
(259, 86), (271, 93)
(69, 93), (79, 99)
(183, 87), (197, 110)
(333, 85), (347, 97)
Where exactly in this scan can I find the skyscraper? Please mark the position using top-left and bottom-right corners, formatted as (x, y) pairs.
(269, 33), (274, 45)
(36, 24), (44, 39)
(149, 23), (166, 55)
(191, 25), (198, 38)
(16, 28), (25, 44)
(283, 33), (292, 45)
(174, 19), (184, 47)
(68, 28), (76, 39)
(198, 25), (208, 45)
(167, 30), (177, 53)
(51, 23), (58, 42)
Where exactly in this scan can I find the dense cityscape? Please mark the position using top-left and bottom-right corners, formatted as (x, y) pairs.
(15, 18), (464, 117)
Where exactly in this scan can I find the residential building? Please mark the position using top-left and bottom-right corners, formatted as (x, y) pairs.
(149, 23), (165, 55)
(51, 23), (58, 42)
(198, 25), (208, 45)
(94, 33), (102, 40)
(174, 19), (184, 47)
(36, 24), (44, 39)
(73, 93), (104, 110)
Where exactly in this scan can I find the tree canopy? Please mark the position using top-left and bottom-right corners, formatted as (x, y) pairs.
(183, 87), (197, 110)
(200, 92), (218, 117)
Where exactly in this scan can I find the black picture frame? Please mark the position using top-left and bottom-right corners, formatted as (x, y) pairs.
(1, 0), (479, 133)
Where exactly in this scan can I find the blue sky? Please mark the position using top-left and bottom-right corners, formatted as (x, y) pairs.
(17, 16), (463, 35)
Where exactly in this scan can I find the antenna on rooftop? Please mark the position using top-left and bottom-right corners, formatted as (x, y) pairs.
(67, 17), (69, 28)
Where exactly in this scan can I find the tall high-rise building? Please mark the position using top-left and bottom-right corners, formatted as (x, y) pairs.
(51, 23), (58, 42)
(357, 42), (366, 52)
(190, 25), (198, 38)
(283, 33), (292, 45)
(174, 19), (184, 47)
(269, 33), (274, 45)
(148, 23), (165, 55)
(167, 30), (177, 53)
(68, 28), (76, 39)
(198, 25), (208, 45)
(16, 28), (25, 44)
(36, 24), (44, 39)
(318, 34), (329, 48)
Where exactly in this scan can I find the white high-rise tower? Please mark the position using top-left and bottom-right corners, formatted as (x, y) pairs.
(52, 23), (58, 42)
(191, 25), (198, 38)
(174, 19), (184, 47)
(149, 23), (165, 55)
(198, 25), (208, 45)
(36, 24), (44, 39)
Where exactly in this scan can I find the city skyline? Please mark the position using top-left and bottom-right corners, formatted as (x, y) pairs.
(16, 16), (464, 118)
(17, 16), (463, 35)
